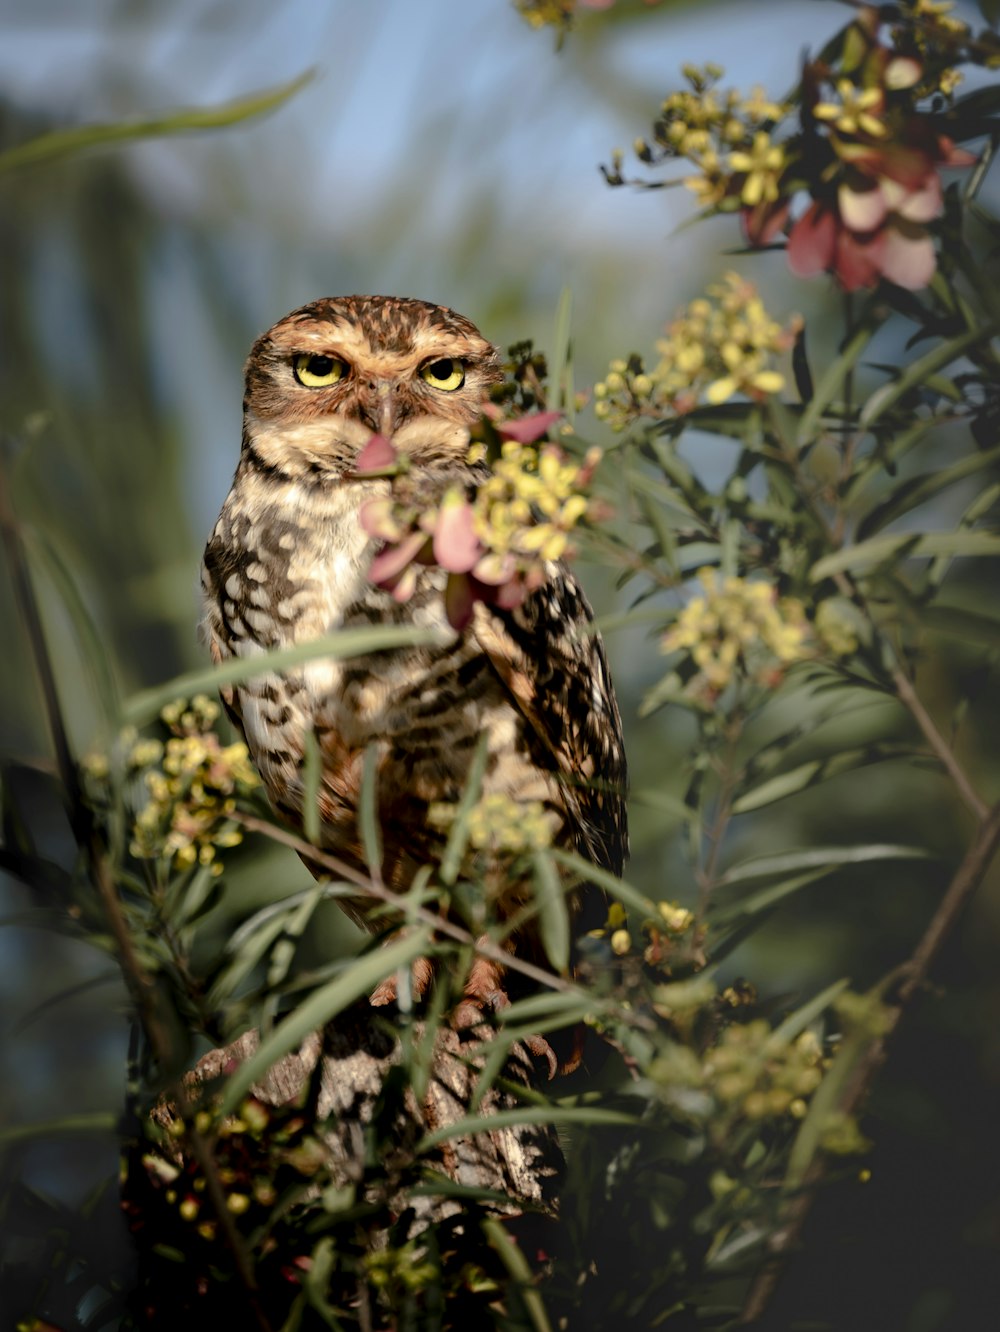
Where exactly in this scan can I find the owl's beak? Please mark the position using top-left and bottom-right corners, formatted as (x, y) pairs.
(359, 381), (408, 437)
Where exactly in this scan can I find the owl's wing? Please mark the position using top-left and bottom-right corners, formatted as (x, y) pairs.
(471, 567), (628, 881)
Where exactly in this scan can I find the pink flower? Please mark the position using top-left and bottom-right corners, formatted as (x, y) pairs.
(785, 130), (972, 291)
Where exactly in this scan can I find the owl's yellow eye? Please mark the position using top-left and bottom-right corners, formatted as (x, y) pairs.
(293, 353), (347, 388)
(421, 358), (465, 391)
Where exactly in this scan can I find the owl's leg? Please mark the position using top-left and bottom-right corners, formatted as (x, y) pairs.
(453, 950), (558, 1080)
(369, 954), (435, 1008)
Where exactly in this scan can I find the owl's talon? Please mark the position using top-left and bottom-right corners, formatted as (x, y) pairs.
(523, 1032), (559, 1081)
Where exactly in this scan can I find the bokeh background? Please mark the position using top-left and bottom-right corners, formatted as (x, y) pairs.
(3, 2), (1000, 1328)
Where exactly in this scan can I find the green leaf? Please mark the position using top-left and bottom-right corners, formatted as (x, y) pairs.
(500, 989), (598, 1026)
(218, 928), (433, 1115)
(0, 1112), (118, 1145)
(266, 882), (328, 990)
(358, 743), (382, 878)
(710, 868), (835, 923)
(856, 445), (1000, 540)
(532, 850), (570, 974)
(416, 1105), (637, 1154)
(301, 730), (322, 846)
(26, 529), (120, 729)
(0, 70), (314, 173)
(811, 531), (1000, 581)
(121, 623), (449, 726)
(483, 1216), (554, 1332)
(770, 977), (850, 1046)
(439, 734), (489, 886)
(549, 847), (658, 918)
(795, 319), (880, 447)
(859, 323), (998, 430)
(718, 843), (931, 886)
(921, 604), (1000, 647)
(732, 744), (921, 814)
(631, 788), (691, 820)
(843, 417), (938, 506)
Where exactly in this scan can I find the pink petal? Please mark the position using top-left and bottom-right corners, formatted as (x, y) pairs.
(368, 531), (428, 584)
(889, 172), (942, 223)
(389, 565), (419, 604)
(835, 228), (885, 290)
(937, 135), (976, 168)
(444, 573), (476, 630)
(360, 497), (403, 540)
(838, 181), (887, 233)
(473, 551), (518, 586)
(432, 491), (481, 573)
(493, 577), (528, 611)
(787, 202), (837, 277)
(879, 222), (937, 290)
(354, 434), (398, 474)
(498, 411), (563, 445)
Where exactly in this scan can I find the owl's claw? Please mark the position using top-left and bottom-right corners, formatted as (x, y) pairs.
(371, 955), (558, 1079)
(451, 988), (558, 1081)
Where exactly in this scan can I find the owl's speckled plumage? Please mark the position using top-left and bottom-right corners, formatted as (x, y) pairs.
(202, 295), (627, 1014)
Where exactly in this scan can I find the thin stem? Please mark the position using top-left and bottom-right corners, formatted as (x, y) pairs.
(891, 664), (988, 822)
(695, 716), (744, 918)
(231, 810), (649, 1031)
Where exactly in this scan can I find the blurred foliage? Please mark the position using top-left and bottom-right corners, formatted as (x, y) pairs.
(4, 1), (1000, 1330)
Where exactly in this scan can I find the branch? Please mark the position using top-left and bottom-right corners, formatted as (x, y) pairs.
(230, 809), (640, 1020)
(891, 665), (989, 822)
(741, 799), (1000, 1323)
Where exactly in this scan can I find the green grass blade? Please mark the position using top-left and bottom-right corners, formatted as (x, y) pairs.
(532, 849), (570, 974)
(0, 70), (314, 173)
(121, 624), (449, 726)
(218, 928), (432, 1114)
(301, 729), (322, 846)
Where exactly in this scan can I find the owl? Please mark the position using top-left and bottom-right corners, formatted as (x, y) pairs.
(201, 295), (627, 1057)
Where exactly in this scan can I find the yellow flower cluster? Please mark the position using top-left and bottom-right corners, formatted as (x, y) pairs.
(594, 274), (800, 430)
(814, 80), (888, 138)
(632, 65), (788, 211)
(663, 569), (811, 696)
(430, 791), (555, 854)
(703, 1021), (825, 1123)
(515, 0), (573, 27)
(129, 695), (259, 876)
(597, 898), (697, 964)
(471, 439), (595, 568)
(896, 0), (970, 95)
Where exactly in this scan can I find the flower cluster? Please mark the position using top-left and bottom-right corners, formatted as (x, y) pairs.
(594, 899), (700, 970)
(127, 1094), (329, 1252)
(619, 63), (788, 215)
(128, 696), (259, 875)
(612, 2), (994, 290)
(429, 791), (556, 854)
(662, 569), (812, 699)
(593, 274), (800, 429)
(360, 414), (599, 629)
(515, 0), (660, 32)
(704, 1022), (825, 1124)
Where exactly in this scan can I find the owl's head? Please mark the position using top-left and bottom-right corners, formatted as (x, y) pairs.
(242, 295), (502, 477)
